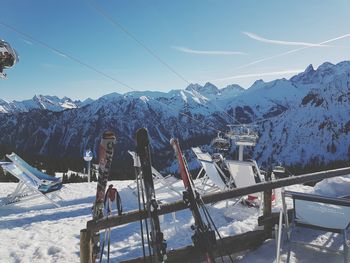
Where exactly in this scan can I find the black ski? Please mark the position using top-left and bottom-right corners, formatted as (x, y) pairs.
(91, 131), (116, 263)
(170, 138), (216, 263)
(136, 128), (167, 262)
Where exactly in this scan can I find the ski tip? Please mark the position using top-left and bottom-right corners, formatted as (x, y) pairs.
(102, 131), (116, 140)
(136, 127), (149, 147)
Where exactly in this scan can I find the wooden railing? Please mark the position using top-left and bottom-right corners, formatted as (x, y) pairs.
(80, 167), (350, 262)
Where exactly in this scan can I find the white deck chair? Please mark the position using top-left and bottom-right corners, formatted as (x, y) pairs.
(151, 167), (182, 197)
(128, 151), (180, 222)
(127, 151), (181, 197)
(225, 160), (264, 188)
(192, 147), (231, 193)
(225, 159), (265, 207)
(1, 162), (62, 208)
(7, 153), (62, 186)
(276, 190), (350, 263)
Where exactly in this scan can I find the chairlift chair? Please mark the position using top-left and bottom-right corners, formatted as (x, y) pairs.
(273, 164), (289, 179)
(0, 40), (19, 79)
(210, 132), (230, 152)
(273, 165), (286, 174)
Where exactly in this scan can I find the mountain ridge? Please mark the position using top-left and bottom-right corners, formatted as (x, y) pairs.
(0, 61), (349, 176)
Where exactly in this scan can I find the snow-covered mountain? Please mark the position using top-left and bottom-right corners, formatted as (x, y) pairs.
(0, 95), (87, 113)
(0, 61), (349, 175)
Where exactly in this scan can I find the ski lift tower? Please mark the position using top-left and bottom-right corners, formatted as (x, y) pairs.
(227, 125), (258, 161)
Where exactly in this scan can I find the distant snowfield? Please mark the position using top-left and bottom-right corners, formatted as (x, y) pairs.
(0, 175), (349, 263)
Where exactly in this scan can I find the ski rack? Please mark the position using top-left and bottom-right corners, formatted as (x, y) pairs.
(81, 165), (350, 262)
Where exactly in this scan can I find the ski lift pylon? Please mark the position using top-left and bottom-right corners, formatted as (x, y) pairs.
(227, 124), (258, 146)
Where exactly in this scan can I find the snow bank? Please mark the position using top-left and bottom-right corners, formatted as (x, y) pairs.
(0, 174), (349, 262)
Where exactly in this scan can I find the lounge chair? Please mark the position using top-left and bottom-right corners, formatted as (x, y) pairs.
(192, 147), (232, 193)
(127, 151), (181, 197)
(0, 153), (62, 207)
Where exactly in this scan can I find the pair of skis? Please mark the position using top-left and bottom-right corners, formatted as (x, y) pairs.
(134, 128), (167, 263)
(92, 129), (167, 263)
(135, 130), (218, 262)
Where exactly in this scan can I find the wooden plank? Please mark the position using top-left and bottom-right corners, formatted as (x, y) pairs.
(87, 201), (187, 232)
(87, 167), (350, 232)
(119, 230), (267, 263)
(201, 167), (350, 204)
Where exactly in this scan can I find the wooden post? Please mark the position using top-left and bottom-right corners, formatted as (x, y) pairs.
(263, 189), (272, 238)
(80, 229), (92, 263)
(263, 173), (272, 238)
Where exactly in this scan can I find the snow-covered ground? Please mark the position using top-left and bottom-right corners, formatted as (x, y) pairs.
(0, 175), (349, 263)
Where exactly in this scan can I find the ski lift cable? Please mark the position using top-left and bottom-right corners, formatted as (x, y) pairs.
(91, 1), (350, 132)
(88, 0), (190, 85)
(88, 0), (240, 126)
(0, 22), (134, 90)
(0, 21), (224, 137)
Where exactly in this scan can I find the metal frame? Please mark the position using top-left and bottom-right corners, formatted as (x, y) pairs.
(277, 190), (350, 263)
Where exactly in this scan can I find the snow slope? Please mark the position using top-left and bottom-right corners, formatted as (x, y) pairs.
(0, 174), (349, 263)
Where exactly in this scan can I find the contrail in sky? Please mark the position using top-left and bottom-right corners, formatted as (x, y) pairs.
(214, 69), (303, 81)
(173, 46), (247, 56)
(243, 31), (329, 47)
(229, 33), (350, 72)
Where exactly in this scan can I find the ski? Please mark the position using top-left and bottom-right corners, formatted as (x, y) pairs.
(136, 128), (167, 262)
(170, 138), (216, 263)
(91, 131), (116, 263)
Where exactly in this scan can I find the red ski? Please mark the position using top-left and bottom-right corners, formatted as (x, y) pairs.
(170, 138), (216, 263)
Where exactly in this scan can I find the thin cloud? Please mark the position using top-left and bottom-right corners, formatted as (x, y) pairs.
(243, 31), (329, 47)
(230, 33), (350, 72)
(215, 69), (303, 81)
(173, 46), (247, 56)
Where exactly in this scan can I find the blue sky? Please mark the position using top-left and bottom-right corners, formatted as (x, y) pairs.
(1, 0), (350, 101)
